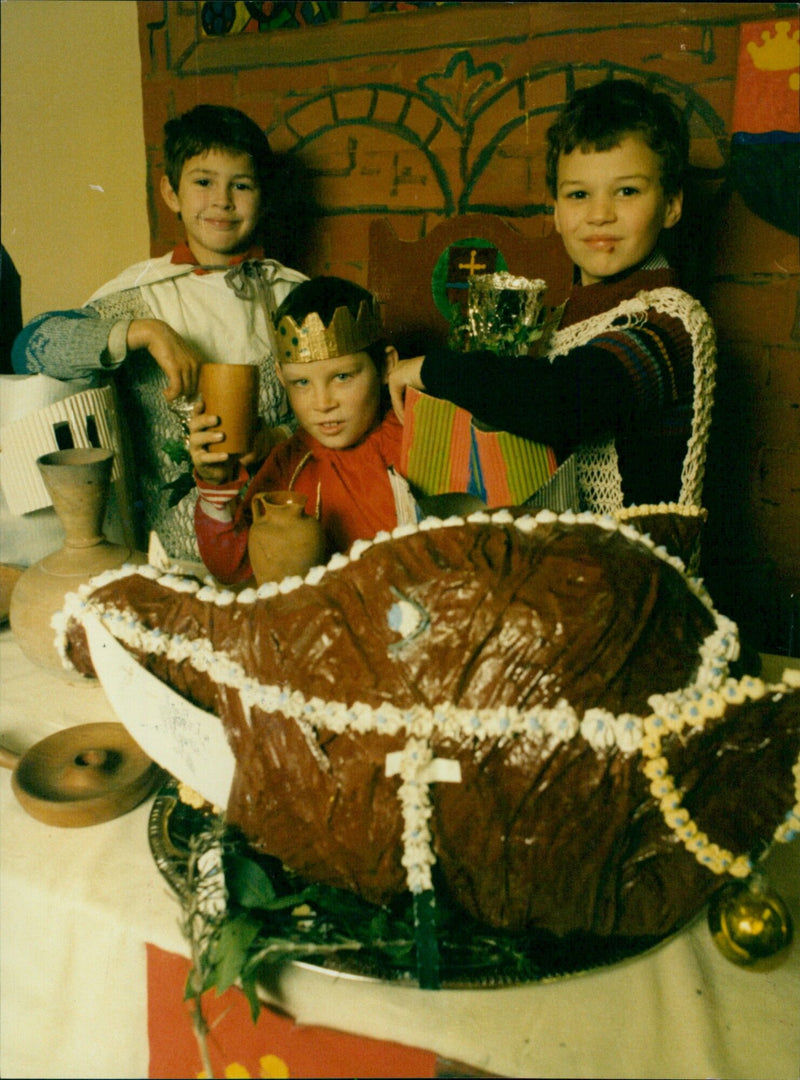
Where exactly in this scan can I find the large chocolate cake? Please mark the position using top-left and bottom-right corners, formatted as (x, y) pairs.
(58, 509), (800, 940)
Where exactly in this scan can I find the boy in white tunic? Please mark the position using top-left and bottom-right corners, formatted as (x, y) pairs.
(12, 105), (307, 560)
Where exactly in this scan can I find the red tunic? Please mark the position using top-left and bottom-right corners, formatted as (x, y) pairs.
(195, 410), (404, 584)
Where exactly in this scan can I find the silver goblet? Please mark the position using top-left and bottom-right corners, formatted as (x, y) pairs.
(466, 272), (548, 355)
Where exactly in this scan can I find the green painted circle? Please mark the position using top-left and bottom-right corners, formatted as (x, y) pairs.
(431, 238), (508, 321)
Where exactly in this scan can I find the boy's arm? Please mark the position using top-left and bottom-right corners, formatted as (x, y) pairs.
(124, 318), (203, 400)
(12, 290), (203, 399)
(194, 467), (254, 585)
(11, 306), (138, 381)
(12, 289), (155, 378)
(193, 440), (296, 585)
(417, 311), (693, 451)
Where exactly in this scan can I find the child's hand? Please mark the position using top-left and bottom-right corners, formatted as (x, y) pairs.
(188, 398), (239, 484)
(127, 318), (204, 401)
(387, 355), (426, 423)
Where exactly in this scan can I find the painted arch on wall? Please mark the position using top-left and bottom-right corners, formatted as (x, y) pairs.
(268, 53), (728, 221)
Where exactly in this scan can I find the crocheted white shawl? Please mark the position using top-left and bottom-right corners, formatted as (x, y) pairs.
(545, 286), (716, 516)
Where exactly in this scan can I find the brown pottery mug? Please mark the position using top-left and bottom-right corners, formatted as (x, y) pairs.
(198, 363), (259, 455)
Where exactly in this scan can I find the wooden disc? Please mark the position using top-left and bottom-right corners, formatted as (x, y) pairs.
(11, 722), (163, 827)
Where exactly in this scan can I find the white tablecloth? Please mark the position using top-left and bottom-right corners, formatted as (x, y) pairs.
(1, 628), (799, 1079)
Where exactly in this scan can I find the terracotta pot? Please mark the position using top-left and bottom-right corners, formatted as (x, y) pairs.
(247, 491), (326, 586)
(9, 449), (144, 675)
(198, 363), (259, 455)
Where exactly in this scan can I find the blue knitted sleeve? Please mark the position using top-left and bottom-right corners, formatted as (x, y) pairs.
(11, 289), (152, 380)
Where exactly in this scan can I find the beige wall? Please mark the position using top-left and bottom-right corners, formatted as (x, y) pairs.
(1, 0), (148, 322)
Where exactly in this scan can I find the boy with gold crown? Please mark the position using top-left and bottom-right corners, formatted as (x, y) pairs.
(188, 276), (416, 584)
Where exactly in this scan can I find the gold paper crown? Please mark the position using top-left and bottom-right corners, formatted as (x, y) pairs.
(275, 300), (384, 364)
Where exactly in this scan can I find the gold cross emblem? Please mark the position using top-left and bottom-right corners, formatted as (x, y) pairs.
(458, 249), (488, 276)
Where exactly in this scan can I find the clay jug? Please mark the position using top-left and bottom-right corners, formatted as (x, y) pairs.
(247, 491), (326, 586)
(9, 448), (145, 675)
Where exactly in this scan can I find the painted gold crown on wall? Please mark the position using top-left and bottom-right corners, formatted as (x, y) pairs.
(747, 21), (800, 73)
(274, 301), (384, 364)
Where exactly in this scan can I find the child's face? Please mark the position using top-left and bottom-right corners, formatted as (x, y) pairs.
(277, 350), (388, 450)
(160, 149), (262, 265)
(553, 134), (682, 285)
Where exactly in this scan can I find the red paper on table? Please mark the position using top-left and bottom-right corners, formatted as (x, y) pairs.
(147, 943), (438, 1079)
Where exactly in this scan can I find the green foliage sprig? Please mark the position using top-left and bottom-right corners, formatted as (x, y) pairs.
(165, 786), (663, 1048)
(161, 437), (196, 507)
(175, 810), (577, 1028)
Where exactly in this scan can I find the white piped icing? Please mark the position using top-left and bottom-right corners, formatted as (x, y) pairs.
(157, 574), (199, 594)
(56, 510), (738, 753)
(513, 515), (537, 534)
(612, 713), (644, 754)
(278, 575), (304, 594)
(580, 709), (617, 750)
(615, 501), (705, 520)
(303, 566), (327, 586)
(389, 738), (437, 893)
(56, 578), (739, 758)
(391, 523), (418, 539)
(596, 514), (618, 531)
(642, 673), (800, 877)
(348, 538), (372, 560)
(575, 511), (599, 526)
(488, 509), (514, 525)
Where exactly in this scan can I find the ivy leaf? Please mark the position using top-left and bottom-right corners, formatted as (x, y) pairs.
(239, 969), (262, 1025)
(226, 853), (277, 909)
(164, 470), (196, 508)
(162, 437), (191, 465)
(263, 889), (318, 912)
(367, 910), (390, 941)
(304, 882), (375, 922)
(209, 913), (262, 993)
(182, 969), (203, 1002)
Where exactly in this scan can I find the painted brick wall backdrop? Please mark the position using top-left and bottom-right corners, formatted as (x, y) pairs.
(136, 1), (799, 655)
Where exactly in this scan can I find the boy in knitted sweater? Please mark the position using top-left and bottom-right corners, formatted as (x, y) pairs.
(388, 80), (716, 511)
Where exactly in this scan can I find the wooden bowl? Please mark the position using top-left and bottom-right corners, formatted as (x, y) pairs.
(0, 722), (164, 827)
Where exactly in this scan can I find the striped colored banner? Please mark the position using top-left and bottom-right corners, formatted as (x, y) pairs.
(400, 388), (557, 507)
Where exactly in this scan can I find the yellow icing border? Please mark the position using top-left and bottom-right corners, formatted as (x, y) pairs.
(642, 673), (800, 877)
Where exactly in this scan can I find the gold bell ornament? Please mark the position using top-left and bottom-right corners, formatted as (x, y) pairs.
(708, 873), (794, 967)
